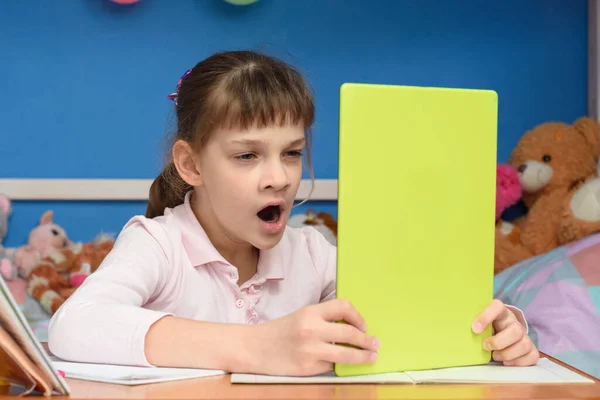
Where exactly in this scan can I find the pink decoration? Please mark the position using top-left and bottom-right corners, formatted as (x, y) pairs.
(496, 163), (523, 220)
(69, 273), (88, 289)
(110, 0), (140, 4)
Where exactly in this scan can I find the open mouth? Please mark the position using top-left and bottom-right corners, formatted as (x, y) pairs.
(257, 205), (282, 223)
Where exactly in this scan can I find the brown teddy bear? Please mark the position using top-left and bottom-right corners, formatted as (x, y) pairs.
(494, 117), (600, 274)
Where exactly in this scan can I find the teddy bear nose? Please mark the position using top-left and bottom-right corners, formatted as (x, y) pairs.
(517, 164), (527, 173)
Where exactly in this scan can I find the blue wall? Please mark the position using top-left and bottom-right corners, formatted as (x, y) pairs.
(0, 0), (588, 246)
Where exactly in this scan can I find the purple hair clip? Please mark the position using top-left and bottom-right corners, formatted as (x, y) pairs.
(167, 68), (192, 104)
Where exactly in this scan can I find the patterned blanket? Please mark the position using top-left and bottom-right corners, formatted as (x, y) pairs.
(494, 233), (600, 379)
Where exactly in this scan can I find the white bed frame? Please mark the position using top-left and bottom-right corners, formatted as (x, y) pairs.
(0, 178), (338, 201)
(2, 1), (598, 202)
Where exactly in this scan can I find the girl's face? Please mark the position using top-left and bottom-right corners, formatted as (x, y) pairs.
(195, 122), (306, 250)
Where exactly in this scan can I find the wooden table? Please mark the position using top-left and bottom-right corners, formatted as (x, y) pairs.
(58, 354), (600, 399)
(5, 354), (600, 399)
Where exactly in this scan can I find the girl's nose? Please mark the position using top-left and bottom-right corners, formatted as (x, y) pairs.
(261, 162), (290, 191)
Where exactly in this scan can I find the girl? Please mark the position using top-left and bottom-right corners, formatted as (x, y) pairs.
(48, 50), (539, 376)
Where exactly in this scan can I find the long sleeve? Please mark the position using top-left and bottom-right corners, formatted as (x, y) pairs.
(48, 219), (174, 367)
(505, 305), (529, 334)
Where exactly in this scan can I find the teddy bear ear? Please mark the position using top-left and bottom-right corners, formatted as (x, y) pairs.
(0, 194), (11, 215)
(40, 210), (54, 225)
(573, 117), (600, 156)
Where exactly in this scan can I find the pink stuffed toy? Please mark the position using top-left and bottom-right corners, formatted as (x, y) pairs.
(0, 194), (17, 280)
(494, 163), (523, 249)
(13, 210), (72, 279)
(496, 163), (523, 220)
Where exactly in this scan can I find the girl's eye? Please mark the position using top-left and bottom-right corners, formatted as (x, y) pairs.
(285, 150), (302, 158)
(235, 153), (256, 161)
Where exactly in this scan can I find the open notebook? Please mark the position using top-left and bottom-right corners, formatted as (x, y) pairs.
(50, 357), (226, 386)
(231, 358), (595, 385)
(48, 357), (597, 387)
(0, 275), (70, 396)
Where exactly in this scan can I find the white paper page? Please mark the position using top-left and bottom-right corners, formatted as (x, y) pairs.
(231, 370), (414, 384)
(231, 358), (594, 384)
(51, 359), (227, 386)
(405, 358), (594, 384)
(531, 358), (595, 383)
(0, 276), (70, 395)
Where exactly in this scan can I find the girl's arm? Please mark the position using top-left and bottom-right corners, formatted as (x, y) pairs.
(49, 220), (263, 371)
(48, 220), (179, 367)
(146, 299), (378, 375)
(49, 220), (377, 375)
(144, 315), (262, 371)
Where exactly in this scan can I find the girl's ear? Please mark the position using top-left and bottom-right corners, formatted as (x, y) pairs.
(172, 140), (203, 187)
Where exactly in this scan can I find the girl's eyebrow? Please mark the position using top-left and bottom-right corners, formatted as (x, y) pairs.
(229, 138), (306, 147)
(288, 138), (306, 147)
(229, 139), (263, 146)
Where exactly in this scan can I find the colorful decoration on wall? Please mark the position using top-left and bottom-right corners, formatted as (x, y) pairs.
(109, 0), (260, 7)
(110, 0), (141, 4)
(223, 0), (259, 5)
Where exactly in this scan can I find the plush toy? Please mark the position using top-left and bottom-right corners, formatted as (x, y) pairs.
(495, 164), (523, 245)
(288, 210), (337, 245)
(0, 194), (18, 281)
(27, 234), (114, 315)
(494, 117), (600, 274)
(13, 210), (72, 279)
(495, 164), (523, 220)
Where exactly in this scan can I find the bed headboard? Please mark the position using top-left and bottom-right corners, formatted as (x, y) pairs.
(0, 179), (338, 201)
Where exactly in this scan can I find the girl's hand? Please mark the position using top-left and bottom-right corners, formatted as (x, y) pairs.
(472, 299), (540, 366)
(255, 298), (380, 376)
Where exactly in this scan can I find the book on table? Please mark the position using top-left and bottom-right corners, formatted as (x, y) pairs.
(0, 275), (69, 396)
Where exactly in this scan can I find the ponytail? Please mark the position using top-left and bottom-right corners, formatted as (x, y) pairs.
(145, 163), (191, 218)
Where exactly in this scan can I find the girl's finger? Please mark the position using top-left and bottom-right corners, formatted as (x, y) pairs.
(494, 335), (535, 362)
(502, 344), (540, 367)
(320, 321), (380, 352)
(473, 299), (510, 334)
(316, 298), (367, 332)
(318, 342), (378, 365)
(483, 321), (525, 351)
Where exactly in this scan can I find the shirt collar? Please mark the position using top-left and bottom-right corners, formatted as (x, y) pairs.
(257, 245), (284, 281)
(169, 191), (284, 280)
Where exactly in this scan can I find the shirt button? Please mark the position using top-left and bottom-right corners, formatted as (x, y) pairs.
(236, 299), (245, 308)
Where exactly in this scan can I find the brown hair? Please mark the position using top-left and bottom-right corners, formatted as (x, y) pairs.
(146, 50), (315, 218)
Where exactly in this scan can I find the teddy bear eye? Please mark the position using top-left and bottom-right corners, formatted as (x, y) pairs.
(51, 229), (59, 236)
(542, 154), (552, 163)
